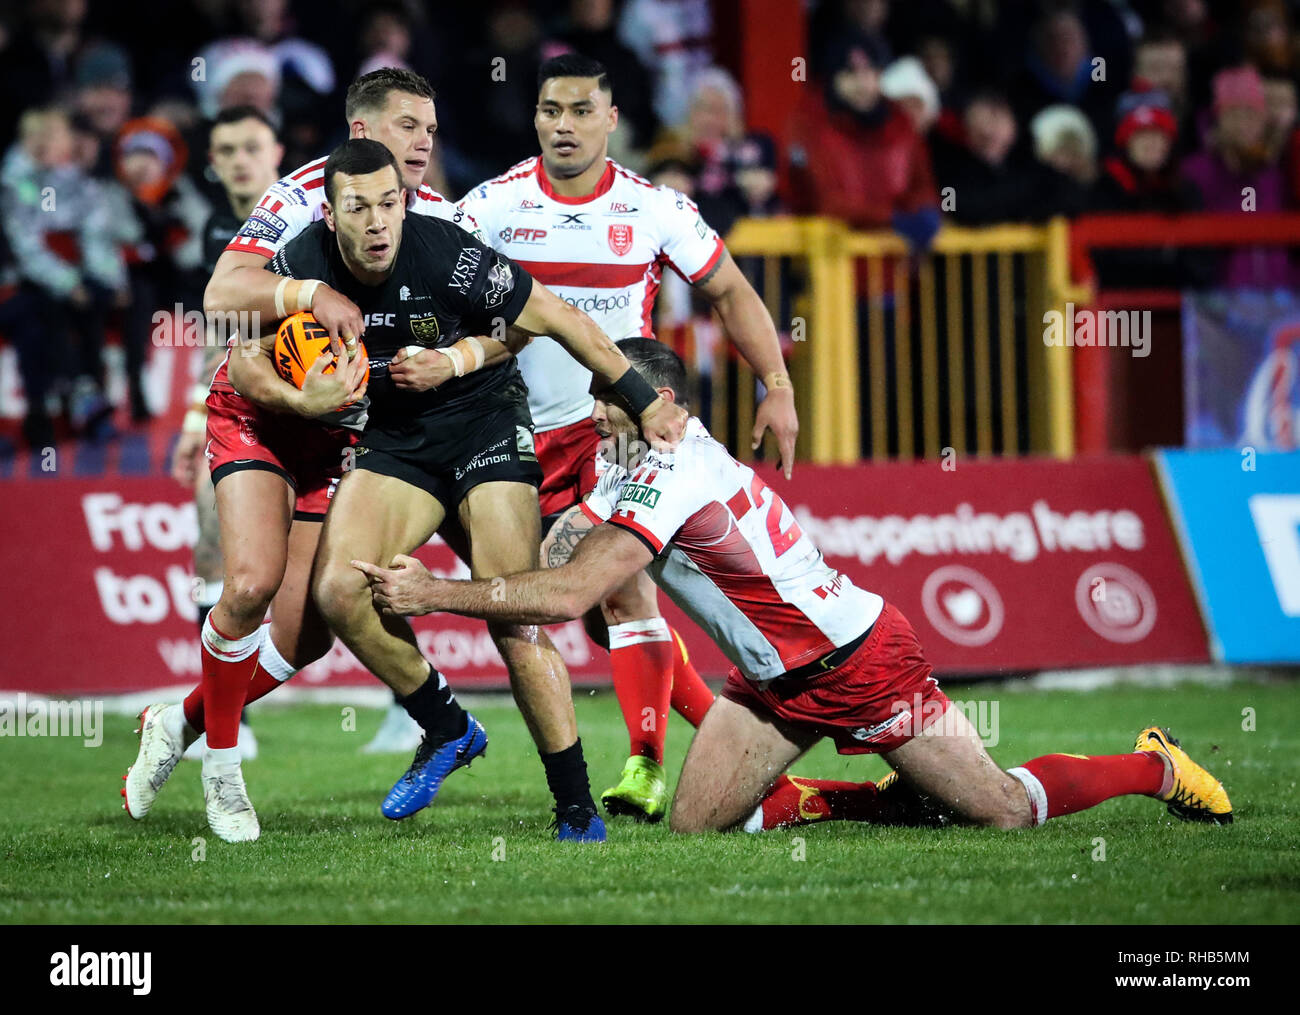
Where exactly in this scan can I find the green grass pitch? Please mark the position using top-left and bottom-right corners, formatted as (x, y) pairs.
(2, 680), (1296, 924)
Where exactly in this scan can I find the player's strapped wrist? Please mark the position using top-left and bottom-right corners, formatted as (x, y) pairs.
(272, 277), (323, 318)
(763, 370), (793, 391)
(430, 336), (488, 379)
(612, 366), (661, 417)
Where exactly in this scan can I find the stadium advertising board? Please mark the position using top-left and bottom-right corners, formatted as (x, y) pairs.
(752, 455), (1209, 673)
(0, 475), (661, 695)
(1155, 448), (1300, 664)
(0, 455), (1208, 696)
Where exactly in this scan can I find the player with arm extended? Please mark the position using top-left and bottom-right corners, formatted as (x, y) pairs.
(457, 54), (799, 821)
(169, 106), (285, 762)
(355, 339), (1234, 835)
(267, 139), (684, 841)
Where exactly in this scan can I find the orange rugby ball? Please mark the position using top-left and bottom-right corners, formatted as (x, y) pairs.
(273, 311), (369, 389)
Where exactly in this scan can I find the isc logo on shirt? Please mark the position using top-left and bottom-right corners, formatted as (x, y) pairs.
(364, 313), (395, 328)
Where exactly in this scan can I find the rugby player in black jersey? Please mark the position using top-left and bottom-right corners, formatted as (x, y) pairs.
(223, 139), (685, 840)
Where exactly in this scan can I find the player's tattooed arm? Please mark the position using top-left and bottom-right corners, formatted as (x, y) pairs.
(693, 250), (798, 478)
(353, 524), (651, 623)
(540, 503), (596, 569)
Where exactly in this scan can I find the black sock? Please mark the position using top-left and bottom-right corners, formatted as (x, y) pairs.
(541, 739), (596, 812)
(398, 666), (466, 742)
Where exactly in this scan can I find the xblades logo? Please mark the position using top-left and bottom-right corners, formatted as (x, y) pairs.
(555, 212), (590, 229)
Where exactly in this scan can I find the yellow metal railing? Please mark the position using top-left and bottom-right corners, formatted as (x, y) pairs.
(714, 216), (1084, 464)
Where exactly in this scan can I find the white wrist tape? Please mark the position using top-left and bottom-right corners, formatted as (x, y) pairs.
(463, 336), (486, 372)
(436, 346), (465, 378)
(273, 276), (290, 318)
(298, 279), (321, 311)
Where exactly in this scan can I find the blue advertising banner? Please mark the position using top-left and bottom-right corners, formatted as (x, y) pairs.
(1183, 290), (1300, 450)
(1155, 448), (1300, 663)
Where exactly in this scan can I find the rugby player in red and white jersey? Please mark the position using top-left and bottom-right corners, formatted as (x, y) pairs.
(457, 54), (799, 821)
(354, 339), (1234, 833)
(122, 69), (511, 842)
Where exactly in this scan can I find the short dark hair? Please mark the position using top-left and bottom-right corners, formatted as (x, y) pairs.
(345, 67), (436, 122)
(616, 338), (689, 408)
(209, 104), (278, 138)
(323, 138), (401, 205)
(537, 54), (611, 96)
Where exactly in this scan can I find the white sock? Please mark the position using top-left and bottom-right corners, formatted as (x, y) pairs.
(200, 614), (260, 663)
(742, 805), (765, 834)
(608, 617), (672, 649)
(203, 745), (241, 774)
(258, 624), (298, 683)
(1007, 767), (1048, 827)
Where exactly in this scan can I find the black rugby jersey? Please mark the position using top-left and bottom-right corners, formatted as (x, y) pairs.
(267, 214), (534, 428)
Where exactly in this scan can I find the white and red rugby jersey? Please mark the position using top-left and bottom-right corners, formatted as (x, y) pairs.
(224, 155), (480, 260)
(210, 157), (480, 393)
(458, 157), (725, 431)
(583, 419), (883, 682)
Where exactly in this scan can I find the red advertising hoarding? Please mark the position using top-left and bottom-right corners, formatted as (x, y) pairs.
(0, 454), (1208, 696)
(754, 455), (1209, 672)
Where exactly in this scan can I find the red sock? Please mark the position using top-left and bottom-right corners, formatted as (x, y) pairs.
(668, 627), (714, 727)
(183, 665), (283, 734)
(756, 774), (888, 830)
(184, 624), (299, 733)
(608, 619), (674, 763)
(199, 616), (262, 750)
(1014, 752), (1166, 824)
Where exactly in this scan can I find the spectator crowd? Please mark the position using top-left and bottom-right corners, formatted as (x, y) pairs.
(0, 0), (1296, 449)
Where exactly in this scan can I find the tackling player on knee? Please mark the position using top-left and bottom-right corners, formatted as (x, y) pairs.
(355, 340), (1233, 834)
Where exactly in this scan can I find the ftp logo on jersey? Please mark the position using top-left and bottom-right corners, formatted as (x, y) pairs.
(499, 227), (547, 243)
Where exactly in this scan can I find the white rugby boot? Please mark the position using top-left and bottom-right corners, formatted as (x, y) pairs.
(202, 753), (261, 842)
(122, 703), (193, 819)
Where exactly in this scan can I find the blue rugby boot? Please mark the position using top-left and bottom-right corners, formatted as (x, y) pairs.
(381, 714), (487, 820)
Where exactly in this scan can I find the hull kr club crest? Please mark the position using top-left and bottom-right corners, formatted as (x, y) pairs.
(608, 224), (633, 256)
